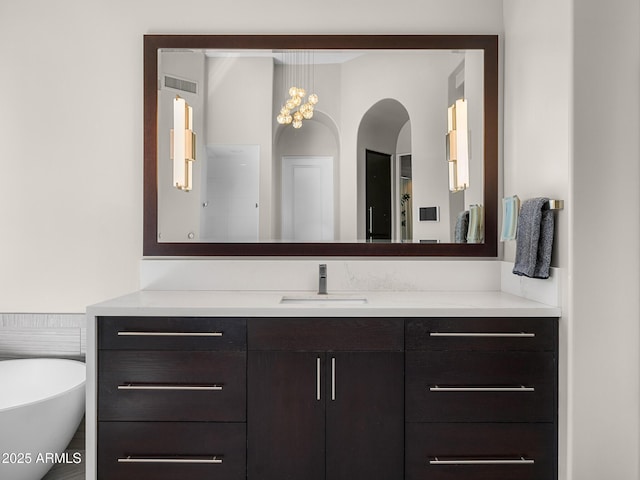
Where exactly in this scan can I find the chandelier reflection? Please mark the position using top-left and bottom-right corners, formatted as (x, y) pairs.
(276, 50), (319, 129)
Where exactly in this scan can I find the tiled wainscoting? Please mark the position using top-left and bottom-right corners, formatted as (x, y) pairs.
(1, 313), (86, 479)
(0, 313), (86, 360)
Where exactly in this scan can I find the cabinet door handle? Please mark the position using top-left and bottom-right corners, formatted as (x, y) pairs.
(429, 385), (535, 392)
(118, 456), (223, 464)
(118, 384), (223, 391)
(430, 456), (534, 465)
(331, 357), (336, 401)
(317, 357), (321, 401)
(429, 332), (535, 338)
(117, 331), (223, 337)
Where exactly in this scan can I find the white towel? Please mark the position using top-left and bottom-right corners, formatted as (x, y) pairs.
(467, 204), (484, 244)
(500, 195), (520, 242)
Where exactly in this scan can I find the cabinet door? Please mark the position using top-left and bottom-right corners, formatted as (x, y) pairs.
(248, 351), (326, 480)
(326, 352), (404, 480)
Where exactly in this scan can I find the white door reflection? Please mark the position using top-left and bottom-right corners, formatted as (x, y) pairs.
(202, 145), (260, 242)
(281, 156), (334, 241)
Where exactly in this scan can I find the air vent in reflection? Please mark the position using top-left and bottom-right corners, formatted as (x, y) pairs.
(164, 75), (197, 94)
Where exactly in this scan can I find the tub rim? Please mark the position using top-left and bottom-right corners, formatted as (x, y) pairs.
(0, 358), (86, 414)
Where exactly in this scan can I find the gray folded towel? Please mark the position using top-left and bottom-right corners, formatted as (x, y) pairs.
(513, 197), (554, 279)
(454, 210), (469, 243)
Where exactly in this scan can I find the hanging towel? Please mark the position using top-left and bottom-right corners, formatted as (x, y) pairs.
(500, 195), (520, 242)
(513, 197), (554, 279)
(454, 210), (469, 243)
(467, 204), (484, 244)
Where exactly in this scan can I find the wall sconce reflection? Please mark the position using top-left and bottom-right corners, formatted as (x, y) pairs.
(446, 98), (469, 192)
(170, 96), (196, 191)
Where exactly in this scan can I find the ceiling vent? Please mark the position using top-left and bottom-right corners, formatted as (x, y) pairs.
(163, 75), (198, 94)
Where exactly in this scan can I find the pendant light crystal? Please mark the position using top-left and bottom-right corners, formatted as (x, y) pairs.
(276, 50), (318, 129)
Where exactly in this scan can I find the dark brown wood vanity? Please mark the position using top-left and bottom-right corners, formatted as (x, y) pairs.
(94, 315), (558, 480)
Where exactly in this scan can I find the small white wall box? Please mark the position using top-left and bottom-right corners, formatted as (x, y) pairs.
(419, 206), (439, 221)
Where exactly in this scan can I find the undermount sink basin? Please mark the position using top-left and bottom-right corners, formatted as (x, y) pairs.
(279, 295), (368, 305)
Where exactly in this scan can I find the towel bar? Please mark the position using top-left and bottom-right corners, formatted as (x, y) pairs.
(547, 199), (564, 210)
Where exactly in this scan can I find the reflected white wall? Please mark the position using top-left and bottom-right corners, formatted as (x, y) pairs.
(157, 51), (205, 242)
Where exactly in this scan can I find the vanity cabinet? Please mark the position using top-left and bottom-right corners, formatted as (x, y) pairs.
(96, 317), (247, 480)
(247, 318), (404, 480)
(405, 317), (558, 480)
(91, 313), (558, 480)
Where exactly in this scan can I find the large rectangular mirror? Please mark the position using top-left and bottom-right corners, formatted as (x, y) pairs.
(144, 35), (498, 256)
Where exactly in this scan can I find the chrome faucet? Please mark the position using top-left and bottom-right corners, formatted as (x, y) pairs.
(318, 264), (328, 295)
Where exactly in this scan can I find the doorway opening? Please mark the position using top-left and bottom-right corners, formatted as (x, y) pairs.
(357, 98), (411, 242)
(365, 150), (392, 242)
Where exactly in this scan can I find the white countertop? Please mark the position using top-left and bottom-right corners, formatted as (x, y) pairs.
(86, 290), (561, 317)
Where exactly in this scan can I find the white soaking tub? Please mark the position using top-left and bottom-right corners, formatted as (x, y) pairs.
(0, 358), (85, 480)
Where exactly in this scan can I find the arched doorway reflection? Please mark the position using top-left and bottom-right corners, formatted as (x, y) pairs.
(274, 112), (340, 241)
(357, 99), (412, 242)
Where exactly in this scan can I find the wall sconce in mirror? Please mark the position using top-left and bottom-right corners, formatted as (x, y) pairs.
(170, 95), (196, 191)
(446, 98), (469, 192)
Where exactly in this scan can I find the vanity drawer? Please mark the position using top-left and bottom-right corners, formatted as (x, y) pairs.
(406, 351), (555, 422)
(98, 421), (246, 480)
(406, 423), (556, 480)
(98, 350), (246, 421)
(406, 317), (556, 351)
(98, 316), (246, 351)
(248, 317), (404, 351)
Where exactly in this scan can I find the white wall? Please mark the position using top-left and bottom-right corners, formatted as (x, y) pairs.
(0, 0), (504, 312)
(502, 2), (571, 268)
(571, 1), (640, 480)
(504, 1), (640, 480)
(503, 3), (572, 477)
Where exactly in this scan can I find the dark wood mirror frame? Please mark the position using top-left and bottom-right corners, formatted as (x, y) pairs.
(144, 34), (498, 257)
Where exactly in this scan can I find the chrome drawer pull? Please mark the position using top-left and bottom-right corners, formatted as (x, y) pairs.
(331, 357), (336, 401)
(430, 332), (535, 338)
(317, 357), (321, 401)
(430, 385), (535, 392)
(118, 455), (223, 464)
(117, 331), (223, 337)
(430, 456), (534, 465)
(118, 384), (223, 391)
